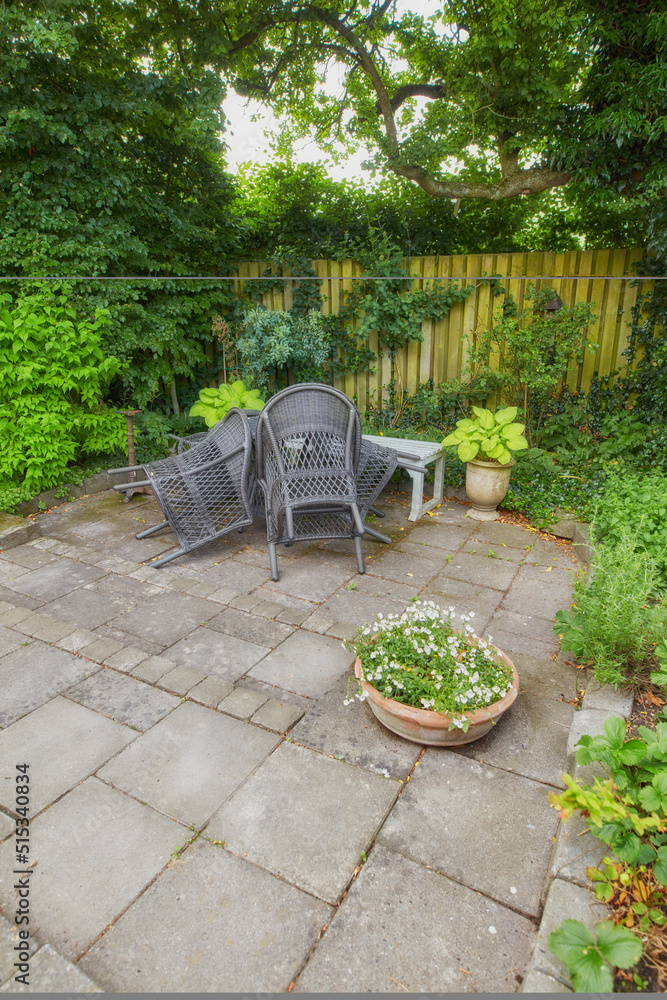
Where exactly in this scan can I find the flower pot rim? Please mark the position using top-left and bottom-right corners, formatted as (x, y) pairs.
(353, 645), (519, 731)
(466, 456), (516, 469)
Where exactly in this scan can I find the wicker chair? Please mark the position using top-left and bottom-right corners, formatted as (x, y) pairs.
(108, 407), (254, 568)
(253, 383), (393, 580)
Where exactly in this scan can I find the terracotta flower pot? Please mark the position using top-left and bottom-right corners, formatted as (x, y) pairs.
(354, 648), (519, 747)
(465, 457), (515, 521)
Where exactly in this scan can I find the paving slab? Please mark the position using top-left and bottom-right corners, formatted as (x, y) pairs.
(0, 696), (136, 815)
(206, 606), (294, 647)
(439, 551), (520, 591)
(157, 664), (206, 695)
(0, 813), (13, 841)
(39, 588), (131, 629)
(402, 523), (472, 549)
(316, 590), (406, 628)
(527, 876), (609, 986)
(219, 686), (268, 719)
(0, 626), (22, 659)
(454, 693), (573, 788)
(0, 777), (185, 961)
(66, 670), (179, 732)
(377, 751), (559, 917)
(295, 845), (535, 994)
(104, 645), (149, 671)
(502, 564), (575, 620)
(130, 655), (177, 683)
(90, 623), (165, 656)
(251, 698), (304, 733)
(80, 838), (331, 993)
(581, 676), (634, 717)
(0, 944), (103, 993)
(353, 572), (418, 603)
(469, 521), (537, 548)
(0, 606), (34, 626)
(487, 608), (560, 644)
(86, 573), (163, 603)
(264, 554), (357, 602)
(0, 643), (98, 728)
(484, 627), (560, 660)
(68, 515), (138, 543)
(107, 590), (216, 646)
(98, 701), (278, 828)
(165, 626), (270, 681)
(524, 537), (578, 569)
(0, 559), (30, 586)
(55, 627), (97, 652)
(549, 809), (609, 889)
(199, 561), (270, 592)
(208, 742), (399, 904)
(367, 549), (439, 587)
(247, 629), (354, 699)
(462, 540), (527, 564)
(290, 673), (421, 780)
(4, 559), (106, 602)
(188, 675), (234, 708)
(509, 653), (580, 703)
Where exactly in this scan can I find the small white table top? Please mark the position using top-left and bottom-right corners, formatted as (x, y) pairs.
(362, 434), (445, 463)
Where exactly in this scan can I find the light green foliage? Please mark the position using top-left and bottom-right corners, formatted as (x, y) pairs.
(236, 307), (333, 392)
(442, 406), (528, 465)
(0, 289), (125, 493)
(553, 531), (667, 687)
(189, 381), (265, 428)
(549, 919), (642, 992)
(592, 473), (667, 587)
(463, 286), (596, 444)
(551, 716), (667, 876)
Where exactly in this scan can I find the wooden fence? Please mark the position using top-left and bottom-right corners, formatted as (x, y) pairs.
(233, 248), (647, 414)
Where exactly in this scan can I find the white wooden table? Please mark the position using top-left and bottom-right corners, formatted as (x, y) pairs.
(362, 434), (447, 521)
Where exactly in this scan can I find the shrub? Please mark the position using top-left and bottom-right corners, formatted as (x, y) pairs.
(0, 289), (125, 493)
(554, 530), (667, 688)
(592, 472), (667, 587)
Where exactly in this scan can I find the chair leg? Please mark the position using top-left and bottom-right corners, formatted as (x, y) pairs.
(368, 505), (386, 518)
(268, 542), (279, 582)
(363, 524), (391, 544)
(354, 534), (365, 574)
(350, 502), (365, 536)
(151, 547), (187, 568)
(136, 520), (169, 540)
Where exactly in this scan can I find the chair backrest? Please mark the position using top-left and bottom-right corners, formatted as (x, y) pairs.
(255, 384), (362, 480)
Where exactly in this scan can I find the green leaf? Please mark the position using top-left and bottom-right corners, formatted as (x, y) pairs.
(477, 408), (495, 431)
(549, 919), (595, 965)
(504, 437), (528, 451)
(494, 406), (518, 425)
(458, 441), (479, 463)
(596, 921), (643, 969)
(618, 739), (649, 765)
(603, 716), (627, 750)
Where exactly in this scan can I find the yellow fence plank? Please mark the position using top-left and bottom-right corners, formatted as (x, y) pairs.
(229, 250), (651, 413)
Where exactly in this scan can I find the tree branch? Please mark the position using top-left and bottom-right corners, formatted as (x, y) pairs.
(389, 162), (572, 200)
(375, 83), (452, 116)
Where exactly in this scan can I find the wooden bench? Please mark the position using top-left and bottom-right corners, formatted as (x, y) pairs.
(362, 434), (447, 521)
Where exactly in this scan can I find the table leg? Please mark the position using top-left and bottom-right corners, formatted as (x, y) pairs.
(432, 455), (445, 505)
(406, 466), (426, 521)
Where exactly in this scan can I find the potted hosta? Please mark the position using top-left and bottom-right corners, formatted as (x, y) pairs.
(442, 406), (528, 520)
(189, 380), (265, 428)
(345, 601), (519, 746)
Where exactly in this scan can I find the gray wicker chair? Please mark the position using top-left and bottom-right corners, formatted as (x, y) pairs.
(254, 383), (395, 580)
(108, 407), (254, 568)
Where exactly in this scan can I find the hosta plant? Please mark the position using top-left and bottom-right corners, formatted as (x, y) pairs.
(189, 380), (264, 428)
(442, 406), (529, 465)
(345, 601), (514, 732)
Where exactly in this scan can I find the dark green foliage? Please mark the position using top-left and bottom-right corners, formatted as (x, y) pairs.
(0, 1), (243, 405)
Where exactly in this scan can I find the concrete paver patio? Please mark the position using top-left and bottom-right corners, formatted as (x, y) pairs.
(0, 479), (604, 992)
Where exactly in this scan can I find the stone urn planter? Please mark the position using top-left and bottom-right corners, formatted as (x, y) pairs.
(465, 457), (515, 521)
(354, 649), (519, 747)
